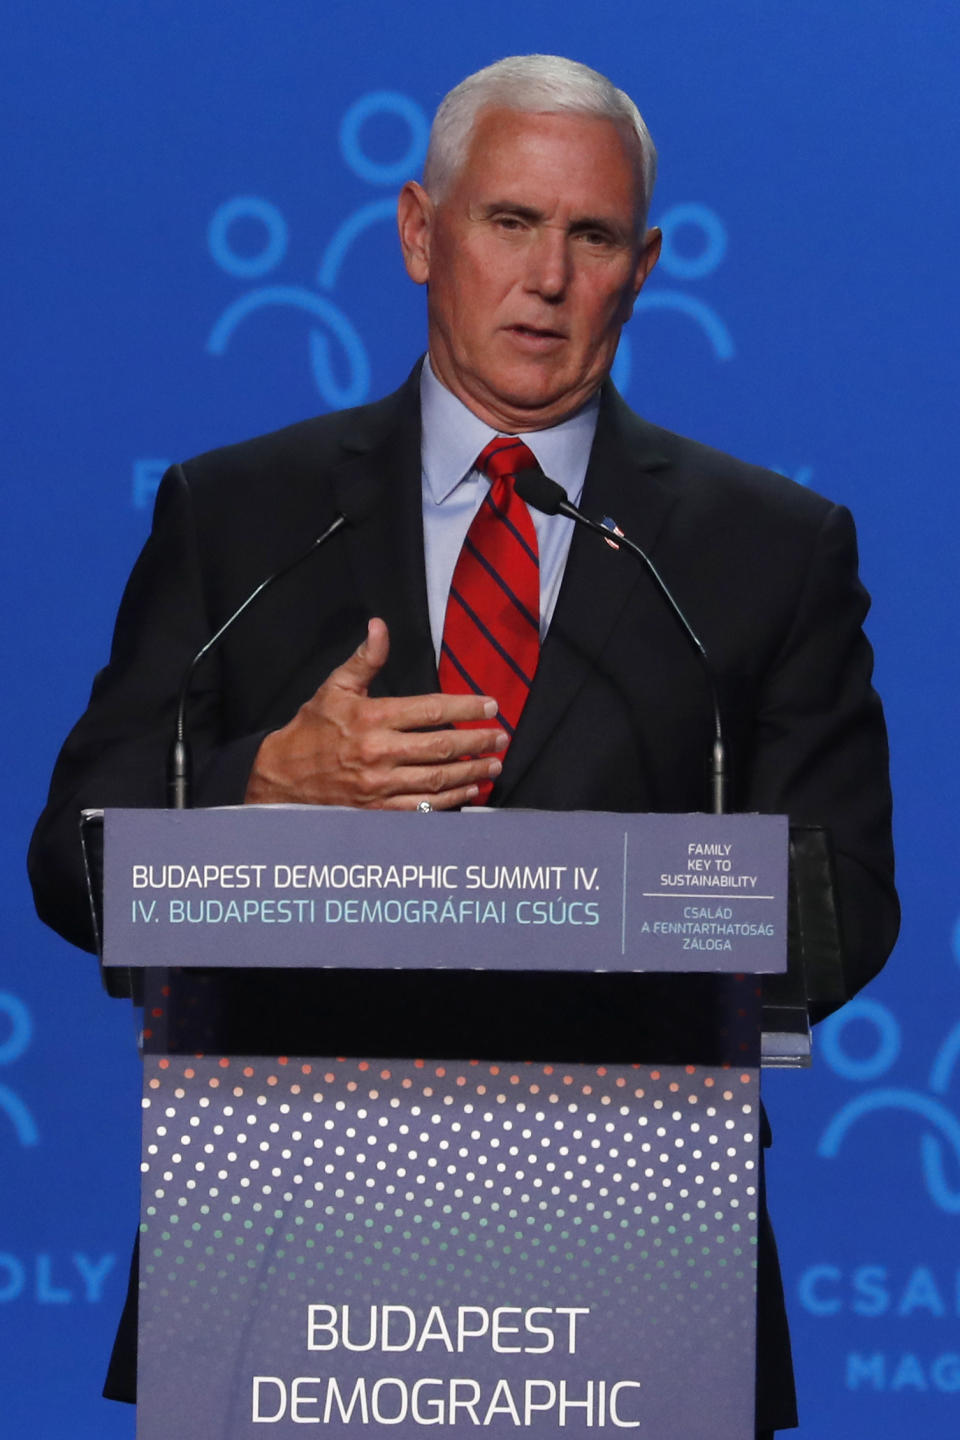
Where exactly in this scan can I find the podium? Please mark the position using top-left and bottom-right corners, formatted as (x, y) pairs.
(88, 806), (833, 1439)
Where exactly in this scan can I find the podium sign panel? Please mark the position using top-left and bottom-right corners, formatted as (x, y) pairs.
(103, 807), (787, 974)
(138, 1049), (759, 1439)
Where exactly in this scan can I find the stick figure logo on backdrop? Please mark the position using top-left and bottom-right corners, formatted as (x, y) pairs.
(816, 916), (960, 1212)
(204, 92), (735, 410)
(0, 992), (39, 1148)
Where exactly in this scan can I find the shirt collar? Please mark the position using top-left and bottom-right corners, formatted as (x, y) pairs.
(420, 355), (599, 507)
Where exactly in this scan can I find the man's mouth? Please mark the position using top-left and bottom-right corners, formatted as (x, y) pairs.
(506, 324), (567, 342)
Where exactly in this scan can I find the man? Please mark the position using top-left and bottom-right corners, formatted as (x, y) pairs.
(29, 55), (897, 1435)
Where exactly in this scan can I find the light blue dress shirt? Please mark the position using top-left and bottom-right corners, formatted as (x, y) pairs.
(419, 357), (599, 663)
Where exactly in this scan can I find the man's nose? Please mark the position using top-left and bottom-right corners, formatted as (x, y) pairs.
(525, 228), (570, 301)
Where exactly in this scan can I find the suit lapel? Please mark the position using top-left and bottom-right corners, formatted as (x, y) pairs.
(333, 368), (439, 699)
(494, 386), (677, 803)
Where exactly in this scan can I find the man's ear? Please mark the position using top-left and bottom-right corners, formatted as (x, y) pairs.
(620, 225), (661, 323)
(633, 226), (661, 297)
(397, 181), (434, 285)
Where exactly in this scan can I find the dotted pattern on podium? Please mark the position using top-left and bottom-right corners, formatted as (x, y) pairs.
(139, 1055), (758, 1391)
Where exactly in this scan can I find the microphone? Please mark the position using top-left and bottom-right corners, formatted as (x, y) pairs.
(167, 475), (381, 809)
(514, 466), (728, 815)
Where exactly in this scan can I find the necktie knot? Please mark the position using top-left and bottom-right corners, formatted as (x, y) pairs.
(476, 436), (538, 489)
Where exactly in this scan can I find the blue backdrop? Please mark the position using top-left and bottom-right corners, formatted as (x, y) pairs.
(4, 3), (958, 1435)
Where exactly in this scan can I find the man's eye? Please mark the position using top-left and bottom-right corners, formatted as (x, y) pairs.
(495, 215), (526, 231)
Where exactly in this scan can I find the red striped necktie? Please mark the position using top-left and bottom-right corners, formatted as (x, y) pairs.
(438, 436), (541, 802)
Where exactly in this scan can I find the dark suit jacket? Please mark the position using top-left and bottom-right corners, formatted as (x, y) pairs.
(28, 368), (899, 1430)
(29, 367), (897, 972)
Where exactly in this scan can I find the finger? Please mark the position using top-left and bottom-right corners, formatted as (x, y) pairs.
(382, 785), (484, 812)
(362, 616), (390, 669)
(391, 726), (509, 765)
(366, 690), (501, 731)
(345, 725), (507, 771)
(329, 617), (391, 697)
(374, 754), (504, 799)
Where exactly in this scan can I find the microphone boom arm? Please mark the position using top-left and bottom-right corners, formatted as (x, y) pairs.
(515, 469), (728, 815)
(167, 510), (350, 810)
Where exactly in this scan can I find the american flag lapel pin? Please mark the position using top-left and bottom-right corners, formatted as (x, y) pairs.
(601, 515), (624, 550)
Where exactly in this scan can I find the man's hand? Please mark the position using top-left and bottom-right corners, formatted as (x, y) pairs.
(244, 617), (507, 809)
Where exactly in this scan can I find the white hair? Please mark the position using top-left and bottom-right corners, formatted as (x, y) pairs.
(422, 54), (657, 229)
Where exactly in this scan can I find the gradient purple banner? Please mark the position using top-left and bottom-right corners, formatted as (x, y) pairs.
(104, 807), (787, 975)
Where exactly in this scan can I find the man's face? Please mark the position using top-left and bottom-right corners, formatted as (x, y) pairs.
(399, 107), (660, 431)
